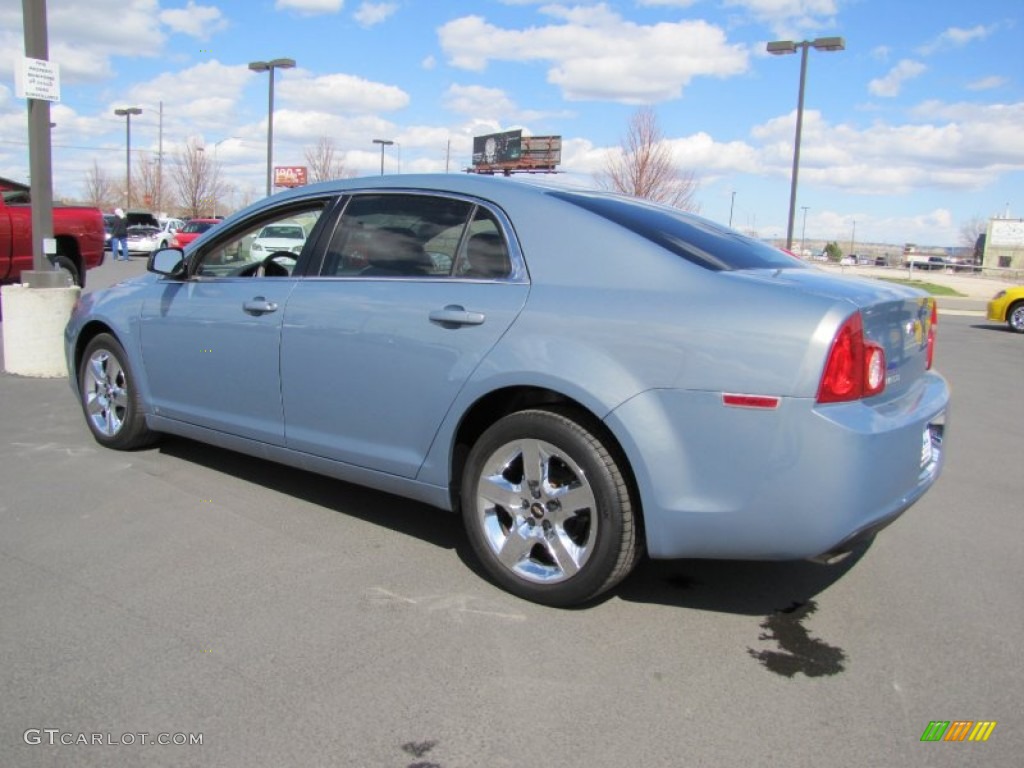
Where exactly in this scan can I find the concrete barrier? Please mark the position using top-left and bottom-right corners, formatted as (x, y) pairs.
(1, 283), (80, 377)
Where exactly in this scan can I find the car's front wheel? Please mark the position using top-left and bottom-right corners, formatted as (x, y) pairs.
(461, 408), (641, 606)
(78, 334), (157, 450)
(1008, 301), (1024, 333)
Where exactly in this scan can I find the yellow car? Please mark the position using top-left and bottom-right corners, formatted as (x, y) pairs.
(987, 285), (1024, 333)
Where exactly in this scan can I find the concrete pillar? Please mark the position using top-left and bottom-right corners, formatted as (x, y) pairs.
(2, 283), (80, 377)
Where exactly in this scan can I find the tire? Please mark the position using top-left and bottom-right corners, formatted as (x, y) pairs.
(1008, 302), (1024, 333)
(461, 408), (641, 606)
(78, 333), (157, 450)
(56, 254), (83, 288)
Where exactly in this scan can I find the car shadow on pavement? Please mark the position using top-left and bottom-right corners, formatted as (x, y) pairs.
(156, 436), (465, 553)
(971, 323), (1017, 333)
(155, 433), (869, 619)
(614, 544), (869, 615)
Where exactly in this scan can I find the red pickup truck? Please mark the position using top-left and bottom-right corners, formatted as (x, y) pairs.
(0, 177), (105, 288)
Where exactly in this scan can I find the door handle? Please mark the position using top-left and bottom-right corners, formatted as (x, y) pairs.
(243, 297), (279, 315)
(429, 305), (485, 327)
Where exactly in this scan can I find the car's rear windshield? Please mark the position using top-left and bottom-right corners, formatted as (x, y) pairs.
(182, 221), (215, 233)
(548, 190), (806, 272)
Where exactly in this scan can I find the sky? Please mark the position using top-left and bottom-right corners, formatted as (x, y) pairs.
(1, 0), (1022, 249)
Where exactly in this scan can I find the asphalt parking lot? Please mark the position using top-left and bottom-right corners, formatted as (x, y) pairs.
(1, 258), (1022, 767)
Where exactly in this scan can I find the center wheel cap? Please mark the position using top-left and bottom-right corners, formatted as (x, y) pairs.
(530, 502), (546, 519)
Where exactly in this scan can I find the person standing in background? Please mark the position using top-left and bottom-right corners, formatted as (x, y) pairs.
(111, 208), (129, 261)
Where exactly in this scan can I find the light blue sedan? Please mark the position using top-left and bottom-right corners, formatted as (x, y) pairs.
(65, 175), (949, 606)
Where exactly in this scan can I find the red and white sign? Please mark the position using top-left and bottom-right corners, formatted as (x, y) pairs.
(274, 166), (308, 188)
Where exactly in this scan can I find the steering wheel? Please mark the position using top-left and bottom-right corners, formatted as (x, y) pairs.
(255, 251), (295, 277)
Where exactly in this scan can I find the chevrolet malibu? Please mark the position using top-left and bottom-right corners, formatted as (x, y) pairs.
(65, 175), (949, 606)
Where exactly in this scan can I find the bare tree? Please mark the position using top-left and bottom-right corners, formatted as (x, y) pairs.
(597, 106), (700, 212)
(82, 160), (118, 210)
(304, 136), (348, 183)
(171, 139), (218, 219)
(959, 215), (988, 249)
(132, 151), (176, 214)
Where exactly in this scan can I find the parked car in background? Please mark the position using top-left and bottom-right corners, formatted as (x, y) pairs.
(158, 218), (185, 245)
(987, 285), (1024, 333)
(172, 218), (221, 249)
(249, 223), (307, 258)
(904, 254), (946, 270)
(65, 174), (949, 606)
(126, 225), (164, 255)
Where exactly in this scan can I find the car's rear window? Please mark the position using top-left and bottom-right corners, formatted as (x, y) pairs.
(548, 190), (806, 272)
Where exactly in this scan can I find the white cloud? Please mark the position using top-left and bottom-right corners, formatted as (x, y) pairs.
(354, 2), (398, 27)
(15, 0), (170, 82)
(443, 85), (518, 120)
(723, 0), (839, 36)
(966, 76), (1007, 92)
(918, 24), (998, 56)
(868, 60), (926, 98)
(275, 0), (344, 14)
(747, 101), (1024, 195)
(159, 2), (229, 39)
(278, 71), (409, 113)
(438, 9), (748, 103)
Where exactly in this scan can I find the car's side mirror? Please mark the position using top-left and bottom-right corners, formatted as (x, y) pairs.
(148, 247), (187, 277)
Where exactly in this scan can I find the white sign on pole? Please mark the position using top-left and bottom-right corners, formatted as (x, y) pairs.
(14, 57), (61, 102)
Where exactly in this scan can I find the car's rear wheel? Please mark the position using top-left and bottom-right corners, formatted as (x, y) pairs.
(1008, 301), (1024, 333)
(78, 334), (156, 450)
(461, 408), (641, 607)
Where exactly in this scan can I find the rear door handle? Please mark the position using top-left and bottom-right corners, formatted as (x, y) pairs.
(243, 297), (279, 315)
(429, 305), (485, 327)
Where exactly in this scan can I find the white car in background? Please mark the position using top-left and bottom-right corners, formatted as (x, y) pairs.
(158, 218), (186, 246)
(250, 223), (307, 258)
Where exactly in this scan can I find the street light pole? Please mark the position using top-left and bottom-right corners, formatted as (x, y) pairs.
(766, 36), (845, 251)
(372, 138), (394, 176)
(801, 206), (809, 257)
(114, 107), (142, 208)
(248, 58), (296, 197)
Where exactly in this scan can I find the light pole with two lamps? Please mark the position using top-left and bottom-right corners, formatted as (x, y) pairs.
(248, 58), (295, 197)
(372, 139), (394, 176)
(766, 36), (845, 251)
(114, 106), (142, 208)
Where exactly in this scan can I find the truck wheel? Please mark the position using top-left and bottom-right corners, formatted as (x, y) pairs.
(56, 254), (83, 288)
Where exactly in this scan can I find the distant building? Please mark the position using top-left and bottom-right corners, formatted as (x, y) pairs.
(982, 218), (1024, 271)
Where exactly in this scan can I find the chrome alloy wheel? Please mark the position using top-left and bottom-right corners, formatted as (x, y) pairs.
(83, 349), (128, 437)
(474, 438), (598, 584)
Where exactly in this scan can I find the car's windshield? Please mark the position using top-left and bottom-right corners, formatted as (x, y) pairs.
(549, 190), (806, 272)
(182, 221), (215, 234)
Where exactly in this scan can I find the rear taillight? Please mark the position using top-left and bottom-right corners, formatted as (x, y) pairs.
(925, 299), (937, 370)
(817, 312), (886, 404)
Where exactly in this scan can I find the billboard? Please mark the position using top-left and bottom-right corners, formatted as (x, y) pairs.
(470, 132), (561, 175)
(472, 130), (522, 167)
(274, 166), (308, 188)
